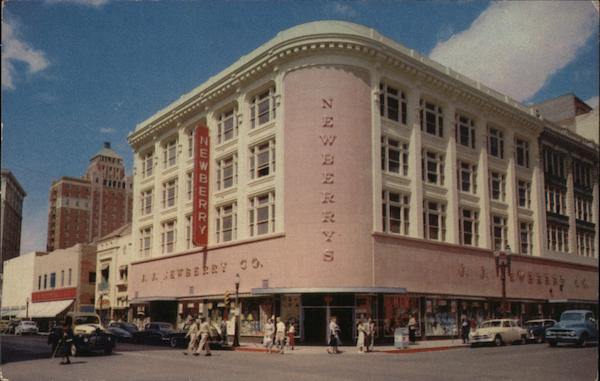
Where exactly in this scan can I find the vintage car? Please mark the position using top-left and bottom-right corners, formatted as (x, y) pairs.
(168, 321), (224, 349)
(15, 320), (39, 335)
(48, 312), (115, 356)
(523, 319), (556, 343)
(0, 320), (13, 334)
(545, 310), (598, 347)
(469, 319), (528, 347)
(134, 321), (223, 349)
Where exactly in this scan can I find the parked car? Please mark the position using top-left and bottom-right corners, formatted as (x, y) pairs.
(469, 319), (528, 347)
(108, 321), (139, 335)
(524, 319), (556, 343)
(48, 312), (115, 356)
(545, 310), (598, 347)
(133, 322), (180, 346)
(15, 320), (39, 335)
(106, 326), (133, 342)
(168, 321), (224, 349)
(0, 320), (11, 334)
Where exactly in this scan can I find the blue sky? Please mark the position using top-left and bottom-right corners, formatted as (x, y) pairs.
(2, 0), (598, 254)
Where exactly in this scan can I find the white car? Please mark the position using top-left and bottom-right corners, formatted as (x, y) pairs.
(15, 320), (39, 335)
(469, 319), (527, 347)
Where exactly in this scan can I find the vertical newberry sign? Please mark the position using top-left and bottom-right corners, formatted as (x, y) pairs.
(193, 124), (210, 246)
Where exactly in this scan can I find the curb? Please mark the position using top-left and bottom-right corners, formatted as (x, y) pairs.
(231, 345), (468, 354)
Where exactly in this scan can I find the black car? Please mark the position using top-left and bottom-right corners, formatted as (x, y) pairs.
(108, 321), (139, 335)
(48, 313), (115, 356)
(106, 326), (133, 342)
(524, 319), (557, 343)
(133, 322), (182, 346)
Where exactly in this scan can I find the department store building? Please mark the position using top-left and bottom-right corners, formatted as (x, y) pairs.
(126, 21), (598, 344)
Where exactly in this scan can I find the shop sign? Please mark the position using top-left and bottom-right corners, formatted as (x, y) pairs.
(320, 97), (336, 262)
(192, 124), (210, 246)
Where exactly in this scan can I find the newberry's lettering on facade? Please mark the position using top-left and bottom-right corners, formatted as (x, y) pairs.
(321, 97), (335, 262)
(193, 125), (210, 246)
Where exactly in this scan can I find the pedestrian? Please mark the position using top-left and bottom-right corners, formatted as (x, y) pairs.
(59, 316), (74, 365)
(183, 318), (200, 355)
(408, 314), (417, 344)
(327, 316), (341, 354)
(195, 317), (212, 356)
(461, 317), (470, 344)
(367, 318), (376, 352)
(356, 319), (366, 353)
(287, 319), (296, 351)
(275, 317), (286, 354)
(263, 318), (275, 354)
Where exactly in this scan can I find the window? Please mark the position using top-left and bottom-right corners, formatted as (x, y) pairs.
(185, 215), (192, 249)
(249, 140), (276, 179)
(161, 220), (176, 254)
(573, 160), (592, 188)
(491, 215), (508, 251)
(488, 127), (504, 159)
(456, 114), (476, 149)
(543, 148), (565, 178)
(61, 270), (64, 287)
(423, 200), (446, 241)
(490, 171), (506, 201)
(379, 83), (407, 124)
(382, 191), (410, 235)
(68, 268), (72, 286)
(520, 222), (533, 255)
(547, 224), (569, 253)
(162, 179), (178, 209)
(44, 274), (47, 289)
(89, 272), (96, 284)
(576, 231), (595, 258)
(187, 129), (194, 158)
(140, 227), (152, 256)
(575, 196), (593, 222)
(186, 172), (193, 201)
(163, 139), (177, 168)
(216, 203), (238, 243)
(141, 189), (153, 215)
(50, 272), (56, 288)
(217, 154), (238, 190)
(515, 138), (530, 168)
(249, 192), (275, 236)
(457, 161), (477, 193)
(142, 151), (153, 178)
(422, 150), (445, 185)
(381, 136), (409, 176)
(545, 186), (566, 215)
(420, 99), (444, 137)
(517, 180), (531, 208)
(38, 275), (41, 290)
(459, 208), (479, 246)
(250, 87), (276, 128)
(217, 108), (237, 143)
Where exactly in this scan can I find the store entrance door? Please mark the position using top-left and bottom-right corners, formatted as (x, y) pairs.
(303, 307), (326, 344)
(330, 307), (354, 346)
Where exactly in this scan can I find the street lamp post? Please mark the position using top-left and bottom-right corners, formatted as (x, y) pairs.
(26, 297), (30, 320)
(494, 245), (512, 317)
(233, 273), (240, 347)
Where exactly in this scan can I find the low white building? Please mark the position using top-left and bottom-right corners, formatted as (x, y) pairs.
(95, 224), (133, 322)
(1, 251), (43, 319)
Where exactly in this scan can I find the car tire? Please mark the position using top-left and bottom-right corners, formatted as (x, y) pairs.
(578, 333), (588, 347)
(520, 335), (527, 345)
(104, 345), (113, 355)
(169, 337), (178, 348)
(494, 335), (503, 347)
(536, 336), (543, 344)
(548, 341), (557, 347)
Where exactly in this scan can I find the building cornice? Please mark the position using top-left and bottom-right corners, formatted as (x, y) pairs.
(128, 21), (553, 148)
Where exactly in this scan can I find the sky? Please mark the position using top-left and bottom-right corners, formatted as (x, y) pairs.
(2, 0), (599, 255)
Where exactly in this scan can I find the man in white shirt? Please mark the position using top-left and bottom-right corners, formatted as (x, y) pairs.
(275, 317), (286, 354)
(195, 317), (212, 356)
(183, 318), (200, 356)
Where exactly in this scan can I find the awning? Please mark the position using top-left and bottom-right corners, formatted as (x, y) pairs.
(129, 296), (178, 304)
(250, 287), (407, 295)
(17, 300), (74, 319)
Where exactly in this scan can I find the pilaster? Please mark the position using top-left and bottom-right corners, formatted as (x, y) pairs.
(445, 102), (459, 244)
(477, 116), (491, 249)
(407, 85), (423, 238)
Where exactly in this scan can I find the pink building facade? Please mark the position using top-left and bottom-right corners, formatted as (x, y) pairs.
(127, 22), (598, 343)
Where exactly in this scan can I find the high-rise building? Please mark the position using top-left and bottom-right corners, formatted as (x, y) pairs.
(1, 169), (26, 272)
(46, 142), (133, 252)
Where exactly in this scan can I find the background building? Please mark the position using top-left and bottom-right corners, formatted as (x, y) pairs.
(1, 251), (42, 319)
(47, 142), (133, 252)
(126, 21), (598, 344)
(1, 169), (26, 273)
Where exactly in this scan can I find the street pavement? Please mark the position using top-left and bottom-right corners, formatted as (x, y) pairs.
(1, 335), (597, 381)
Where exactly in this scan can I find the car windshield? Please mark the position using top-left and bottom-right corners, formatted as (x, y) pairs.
(159, 323), (173, 330)
(525, 321), (542, 328)
(561, 313), (584, 321)
(480, 321), (502, 328)
(23, 321), (36, 325)
(74, 316), (100, 325)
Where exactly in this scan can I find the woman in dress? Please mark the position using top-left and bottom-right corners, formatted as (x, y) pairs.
(327, 316), (341, 354)
(356, 319), (366, 353)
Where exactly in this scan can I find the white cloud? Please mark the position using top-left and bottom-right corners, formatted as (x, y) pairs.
(100, 127), (116, 134)
(331, 2), (358, 18)
(585, 96), (599, 109)
(1, 18), (50, 90)
(429, 1), (597, 102)
(45, 0), (109, 7)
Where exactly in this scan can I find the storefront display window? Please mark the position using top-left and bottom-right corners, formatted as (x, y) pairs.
(425, 298), (457, 336)
(240, 298), (272, 336)
(280, 294), (301, 337)
(383, 295), (419, 337)
(355, 295), (378, 338)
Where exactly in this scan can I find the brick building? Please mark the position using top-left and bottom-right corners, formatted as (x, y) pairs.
(46, 142), (133, 251)
(1, 169), (26, 273)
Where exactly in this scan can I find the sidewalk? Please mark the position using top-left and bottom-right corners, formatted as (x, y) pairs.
(231, 339), (469, 354)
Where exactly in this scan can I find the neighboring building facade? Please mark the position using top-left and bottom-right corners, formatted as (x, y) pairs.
(95, 224), (132, 323)
(126, 21), (598, 344)
(1, 169), (26, 272)
(47, 142), (133, 252)
(1, 251), (42, 319)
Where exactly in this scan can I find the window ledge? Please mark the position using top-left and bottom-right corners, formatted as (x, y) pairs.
(249, 120), (276, 137)
(248, 174), (276, 189)
(160, 207), (178, 217)
(214, 186), (238, 201)
(161, 165), (178, 177)
(215, 137), (239, 152)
